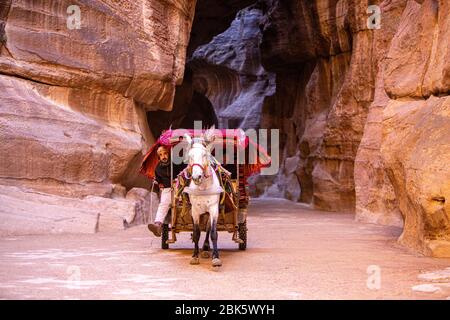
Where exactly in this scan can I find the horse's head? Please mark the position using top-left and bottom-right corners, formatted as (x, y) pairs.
(184, 127), (216, 185)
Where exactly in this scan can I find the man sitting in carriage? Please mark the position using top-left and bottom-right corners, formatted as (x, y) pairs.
(143, 131), (240, 238)
(147, 145), (184, 237)
(140, 128), (270, 249)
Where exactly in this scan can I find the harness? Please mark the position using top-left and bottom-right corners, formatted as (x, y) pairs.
(175, 160), (235, 211)
(174, 140), (238, 220)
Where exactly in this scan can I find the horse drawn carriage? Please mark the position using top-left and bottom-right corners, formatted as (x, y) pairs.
(140, 128), (270, 265)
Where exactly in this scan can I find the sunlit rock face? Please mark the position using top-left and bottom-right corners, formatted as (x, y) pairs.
(357, 0), (450, 257)
(0, 0), (196, 234)
(0, 0), (195, 109)
(354, 0), (409, 229)
(380, 96), (450, 257)
(255, 0), (450, 256)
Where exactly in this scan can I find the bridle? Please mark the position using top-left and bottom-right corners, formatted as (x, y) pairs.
(190, 163), (210, 178)
(187, 144), (211, 179)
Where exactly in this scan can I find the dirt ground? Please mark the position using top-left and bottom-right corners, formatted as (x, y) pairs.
(1, 199), (449, 300)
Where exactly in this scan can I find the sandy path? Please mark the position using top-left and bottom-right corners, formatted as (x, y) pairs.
(1, 199), (449, 299)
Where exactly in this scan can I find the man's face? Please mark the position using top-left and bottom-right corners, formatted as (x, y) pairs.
(157, 148), (169, 163)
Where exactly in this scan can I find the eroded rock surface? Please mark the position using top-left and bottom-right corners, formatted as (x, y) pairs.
(0, 0), (449, 258)
(190, 4), (275, 129)
(355, 0), (450, 257)
(0, 0), (196, 234)
(254, 0), (450, 256)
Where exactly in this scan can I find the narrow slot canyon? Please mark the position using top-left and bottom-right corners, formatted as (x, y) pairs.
(0, 0), (449, 299)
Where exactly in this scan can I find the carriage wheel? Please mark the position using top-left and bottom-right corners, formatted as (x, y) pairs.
(161, 224), (169, 249)
(238, 222), (247, 250)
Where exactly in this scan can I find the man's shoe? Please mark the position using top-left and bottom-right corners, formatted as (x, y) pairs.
(148, 222), (162, 237)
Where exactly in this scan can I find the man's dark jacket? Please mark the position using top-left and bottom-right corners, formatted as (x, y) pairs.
(155, 162), (185, 188)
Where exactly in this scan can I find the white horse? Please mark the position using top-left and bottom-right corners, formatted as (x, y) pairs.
(183, 128), (224, 267)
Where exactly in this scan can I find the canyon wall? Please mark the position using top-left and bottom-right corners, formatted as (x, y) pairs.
(252, 0), (450, 257)
(189, 4), (275, 130)
(0, 0), (197, 234)
(0, 0), (448, 257)
(356, 0), (450, 257)
(147, 2), (275, 133)
(254, 0), (375, 210)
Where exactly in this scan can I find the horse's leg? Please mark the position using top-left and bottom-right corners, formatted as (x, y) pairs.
(210, 199), (222, 267)
(190, 206), (201, 265)
(201, 218), (211, 258)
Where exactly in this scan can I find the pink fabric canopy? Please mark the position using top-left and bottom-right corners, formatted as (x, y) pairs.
(140, 129), (271, 179)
